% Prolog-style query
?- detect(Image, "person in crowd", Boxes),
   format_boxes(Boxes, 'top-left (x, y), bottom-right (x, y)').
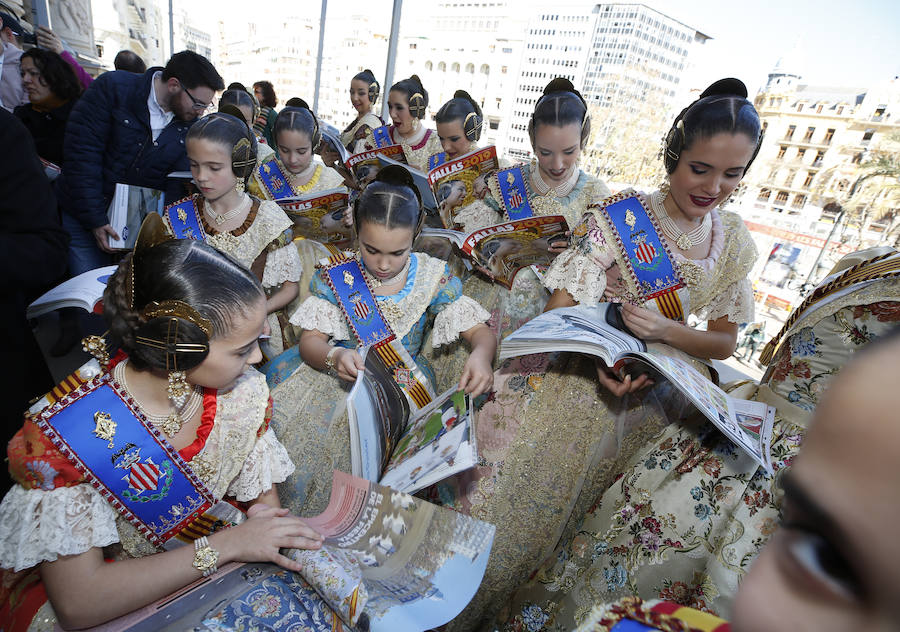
top-left (33, 26), bottom-right (92, 90)
top-left (341, 68), bottom-right (383, 153)
top-left (0, 110), bottom-right (69, 494)
top-left (558, 323), bottom-right (900, 632)
top-left (427, 78), bottom-right (758, 630)
top-left (363, 75), bottom-right (442, 172)
top-left (269, 165), bottom-right (495, 517)
top-left (219, 87), bottom-right (274, 159)
top-left (113, 48), bottom-right (146, 74)
top-left (163, 111), bottom-right (302, 359)
top-left (0, 11), bottom-right (26, 111)
top-left (51, 50), bottom-right (223, 354)
top-left (0, 215), bottom-right (330, 630)
top-left (13, 47), bottom-right (83, 166)
top-left (253, 79), bottom-right (278, 147)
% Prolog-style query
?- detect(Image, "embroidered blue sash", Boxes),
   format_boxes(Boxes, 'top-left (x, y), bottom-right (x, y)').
top-left (596, 193), bottom-right (685, 321)
top-left (164, 197), bottom-right (207, 241)
top-left (258, 159), bottom-right (294, 199)
top-left (428, 152), bottom-right (448, 170)
top-left (494, 164), bottom-right (534, 221)
top-left (371, 125), bottom-right (392, 149)
top-left (321, 255), bottom-right (435, 409)
top-left (35, 372), bottom-right (240, 548)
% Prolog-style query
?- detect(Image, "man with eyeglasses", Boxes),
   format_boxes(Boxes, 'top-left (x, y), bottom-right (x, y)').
top-left (52, 50), bottom-right (224, 354)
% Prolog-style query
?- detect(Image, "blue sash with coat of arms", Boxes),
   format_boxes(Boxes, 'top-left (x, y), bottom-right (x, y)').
top-left (257, 159), bottom-right (295, 199)
top-left (493, 164), bottom-right (535, 221)
top-left (371, 125), bottom-right (393, 149)
top-left (320, 254), bottom-right (435, 410)
top-left (164, 197), bottom-right (207, 241)
top-left (34, 371), bottom-right (242, 549)
top-left (595, 193), bottom-right (686, 322)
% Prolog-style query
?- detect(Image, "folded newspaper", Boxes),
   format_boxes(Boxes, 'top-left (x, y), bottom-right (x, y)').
top-left (88, 471), bottom-right (494, 632)
top-left (500, 304), bottom-right (775, 472)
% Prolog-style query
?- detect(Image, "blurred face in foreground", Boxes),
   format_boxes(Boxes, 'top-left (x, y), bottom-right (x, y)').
top-left (732, 333), bottom-right (900, 632)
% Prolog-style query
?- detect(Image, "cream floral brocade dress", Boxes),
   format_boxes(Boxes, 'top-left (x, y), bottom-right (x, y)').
top-left (342, 111), bottom-right (383, 154)
top-left (428, 190), bottom-right (756, 631)
top-left (248, 155), bottom-right (347, 344)
top-left (363, 124), bottom-right (443, 173)
top-left (0, 365), bottom-right (295, 630)
top-left (499, 254), bottom-right (900, 631)
top-left (195, 195), bottom-right (303, 356)
top-left (270, 252), bottom-right (490, 517)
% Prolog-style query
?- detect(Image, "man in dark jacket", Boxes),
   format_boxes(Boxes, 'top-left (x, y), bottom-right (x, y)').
top-left (56, 50), bottom-right (224, 276)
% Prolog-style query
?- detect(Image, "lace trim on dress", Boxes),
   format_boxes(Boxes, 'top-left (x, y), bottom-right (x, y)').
top-left (431, 295), bottom-right (491, 347)
top-left (205, 200), bottom-right (293, 270)
top-left (290, 296), bottom-right (352, 340)
top-left (0, 484), bottom-right (119, 572)
top-left (226, 428), bottom-right (296, 501)
top-left (375, 254), bottom-right (448, 339)
top-left (262, 243), bottom-right (303, 288)
top-left (198, 195), bottom-right (260, 237)
top-left (542, 212), bottom-right (616, 304)
top-left (454, 198), bottom-right (503, 234)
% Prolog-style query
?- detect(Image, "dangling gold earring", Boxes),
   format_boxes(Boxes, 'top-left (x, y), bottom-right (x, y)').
top-left (167, 370), bottom-right (191, 405)
top-left (235, 178), bottom-right (245, 193)
top-left (82, 334), bottom-right (111, 370)
top-left (658, 177), bottom-right (670, 195)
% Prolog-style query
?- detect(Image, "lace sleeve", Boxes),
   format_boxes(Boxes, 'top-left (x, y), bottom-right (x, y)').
top-left (0, 484), bottom-right (119, 572)
top-left (700, 277), bottom-right (756, 324)
top-left (693, 212), bottom-right (758, 323)
top-left (262, 243), bottom-right (303, 288)
top-left (226, 428), bottom-right (296, 502)
top-left (542, 212), bottom-right (616, 305)
top-left (431, 296), bottom-right (491, 346)
top-left (454, 199), bottom-right (503, 233)
top-left (288, 296), bottom-right (351, 340)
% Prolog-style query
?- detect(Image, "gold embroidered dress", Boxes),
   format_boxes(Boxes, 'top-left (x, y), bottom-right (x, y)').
top-left (499, 250), bottom-right (900, 631)
top-left (342, 111), bottom-right (383, 154)
top-left (269, 252), bottom-right (490, 518)
top-left (195, 195), bottom-right (303, 354)
top-left (0, 362), bottom-right (295, 630)
top-left (363, 124), bottom-right (442, 173)
top-left (427, 189), bottom-right (754, 631)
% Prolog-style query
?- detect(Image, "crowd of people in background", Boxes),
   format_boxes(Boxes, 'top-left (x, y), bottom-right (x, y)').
top-left (1, 12), bottom-right (899, 631)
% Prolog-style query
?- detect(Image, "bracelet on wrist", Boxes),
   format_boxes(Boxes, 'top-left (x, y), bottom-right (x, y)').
top-left (192, 535), bottom-right (219, 577)
top-left (323, 346), bottom-right (340, 373)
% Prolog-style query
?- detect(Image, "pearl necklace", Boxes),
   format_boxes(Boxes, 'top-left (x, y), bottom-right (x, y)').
top-left (206, 193), bottom-right (250, 226)
top-left (651, 192), bottom-right (712, 250)
top-left (358, 254), bottom-right (411, 288)
top-left (114, 361), bottom-right (203, 438)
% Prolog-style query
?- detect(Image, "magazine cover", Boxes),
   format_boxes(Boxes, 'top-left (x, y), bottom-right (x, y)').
top-left (462, 215), bottom-right (569, 289)
top-left (345, 144), bottom-right (407, 188)
top-left (107, 183), bottom-right (166, 249)
top-left (426, 146), bottom-right (499, 228)
top-left (277, 188), bottom-right (352, 248)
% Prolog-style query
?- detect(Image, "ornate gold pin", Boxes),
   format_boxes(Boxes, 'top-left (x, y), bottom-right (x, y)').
top-left (178, 208), bottom-right (187, 222)
top-left (93, 411), bottom-right (117, 449)
top-left (343, 269), bottom-right (355, 288)
top-left (506, 171), bottom-right (515, 185)
top-left (625, 208), bottom-right (637, 231)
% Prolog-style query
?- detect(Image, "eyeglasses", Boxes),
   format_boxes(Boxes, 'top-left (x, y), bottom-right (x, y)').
top-left (180, 82), bottom-right (212, 112)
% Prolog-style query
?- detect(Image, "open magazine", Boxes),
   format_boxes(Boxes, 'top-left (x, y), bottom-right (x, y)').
top-left (107, 183), bottom-right (166, 249)
top-left (421, 215), bottom-right (569, 289)
top-left (26, 265), bottom-right (117, 319)
top-left (347, 349), bottom-right (478, 494)
top-left (499, 304), bottom-right (775, 472)
top-left (87, 471), bottom-right (494, 632)
top-left (345, 144), bottom-right (407, 188)
top-left (276, 187), bottom-right (353, 248)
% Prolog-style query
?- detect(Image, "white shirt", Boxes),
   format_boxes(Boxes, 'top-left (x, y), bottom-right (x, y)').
top-left (147, 71), bottom-right (174, 141)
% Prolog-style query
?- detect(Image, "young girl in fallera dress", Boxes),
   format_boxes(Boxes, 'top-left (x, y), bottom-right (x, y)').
top-left (363, 75), bottom-right (442, 172)
top-left (218, 87), bottom-right (274, 160)
top-left (170, 112), bottom-right (302, 357)
top-left (430, 79), bottom-right (761, 631)
top-left (341, 69), bottom-right (384, 154)
top-left (269, 165), bottom-right (496, 517)
top-left (0, 222), bottom-right (326, 630)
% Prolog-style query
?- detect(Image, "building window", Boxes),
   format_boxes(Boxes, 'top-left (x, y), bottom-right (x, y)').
top-left (814, 150), bottom-right (825, 165)
top-left (793, 194), bottom-right (807, 208)
top-left (796, 103), bottom-right (803, 112)
top-left (837, 105), bottom-right (844, 115)
top-left (803, 126), bottom-right (815, 142)
top-left (784, 125), bottom-right (795, 140)
top-left (824, 128), bottom-right (835, 144)
top-left (862, 128), bottom-right (875, 144)
top-left (758, 188), bottom-right (771, 201)
top-left (777, 146), bottom-right (787, 159)
top-left (803, 172), bottom-right (814, 188)
top-left (816, 104), bottom-right (823, 113)
top-left (775, 191), bottom-right (789, 203)
top-left (796, 148), bottom-right (806, 160)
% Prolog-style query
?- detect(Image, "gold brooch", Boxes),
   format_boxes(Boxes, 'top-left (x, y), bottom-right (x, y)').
top-left (92, 411), bottom-right (117, 449)
top-left (343, 269), bottom-right (355, 288)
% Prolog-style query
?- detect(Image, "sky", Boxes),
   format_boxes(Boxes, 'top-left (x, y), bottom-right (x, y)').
top-left (193, 0), bottom-right (900, 95)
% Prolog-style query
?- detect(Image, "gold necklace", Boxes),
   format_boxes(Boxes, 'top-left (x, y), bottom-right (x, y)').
top-left (205, 193), bottom-right (250, 226)
top-left (651, 191), bottom-right (711, 250)
top-left (114, 361), bottom-right (202, 438)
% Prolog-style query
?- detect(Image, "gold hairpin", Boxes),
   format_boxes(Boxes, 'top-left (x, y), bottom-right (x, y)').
top-left (142, 300), bottom-right (213, 338)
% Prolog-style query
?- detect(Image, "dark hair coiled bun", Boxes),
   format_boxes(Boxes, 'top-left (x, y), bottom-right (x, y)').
top-left (529, 77), bottom-right (590, 149)
top-left (353, 164), bottom-right (424, 234)
top-left (219, 88), bottom-right (260, 124)
top-left (186, 112), bottom-right (258, 184)
top-left (435, 90), bottom-right (484, 142)
top-left (103, 240), bottom-right (263, 371)
top-left (273, 104), bottom-right (322, 149)
top-left (390, 75), bottom-right (428, 119)
top-left (354, 69), bottom-right (381, 105)
top-left (663, 77), bottom-right (763, 174)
